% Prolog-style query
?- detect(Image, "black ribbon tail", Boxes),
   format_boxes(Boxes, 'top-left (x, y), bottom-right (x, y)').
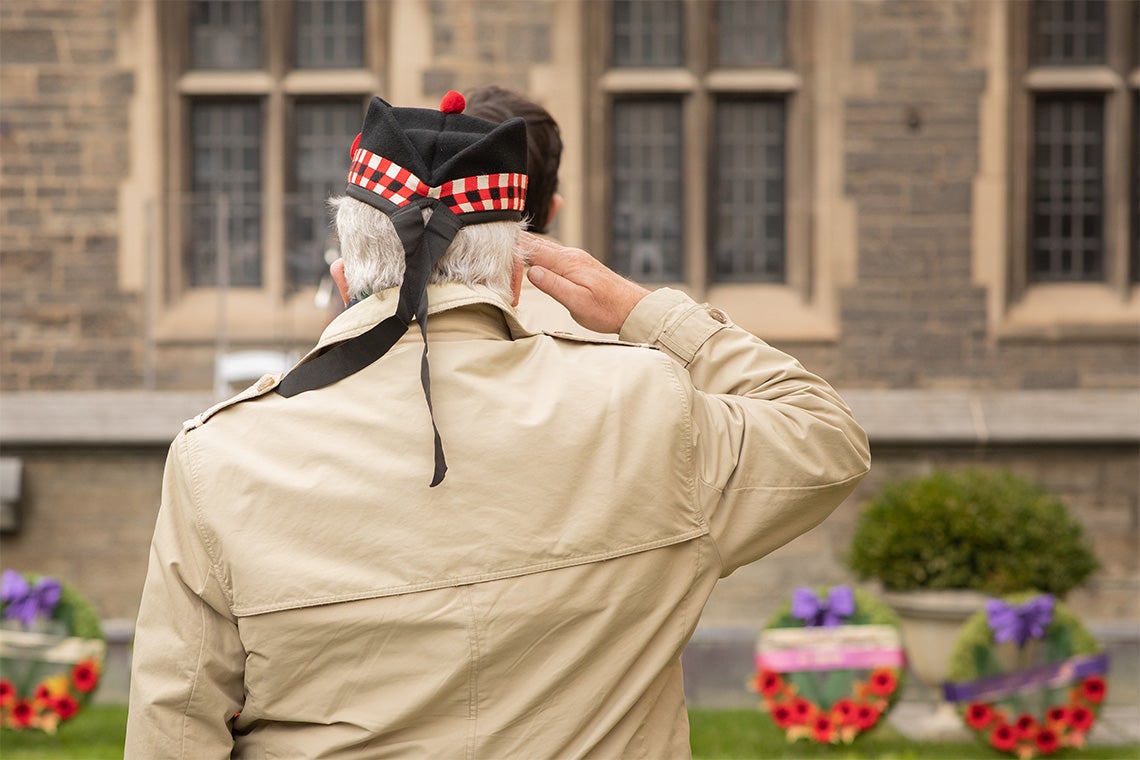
top-left (408, 206), bottom-right (461, 487)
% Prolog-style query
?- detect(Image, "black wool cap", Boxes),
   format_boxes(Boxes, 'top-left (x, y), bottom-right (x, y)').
top-left (346, 93), bottom-right (529, 224)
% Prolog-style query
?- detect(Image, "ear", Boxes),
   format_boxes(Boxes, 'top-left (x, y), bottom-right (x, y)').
top-left (510, 257), bottom-right (524, 307)
top-left (546, 192), bottom-right (563, 229)
top-left (331, 258), bottom-right (350, 305)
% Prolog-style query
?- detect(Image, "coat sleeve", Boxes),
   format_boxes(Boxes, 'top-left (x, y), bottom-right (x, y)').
top-left (125, 433), bottom-right (245, 759)
top-left (620, 288), bottom-right (871, 576)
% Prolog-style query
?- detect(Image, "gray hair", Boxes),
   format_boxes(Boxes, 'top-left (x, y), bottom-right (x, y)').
top-left (330, 196), bottom-right (522, 303)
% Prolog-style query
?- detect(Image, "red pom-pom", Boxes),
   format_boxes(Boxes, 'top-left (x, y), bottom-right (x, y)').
top-left (439, 90), bottom-right (466, 114)
top-left (350, 132), bottom-right (361, 158)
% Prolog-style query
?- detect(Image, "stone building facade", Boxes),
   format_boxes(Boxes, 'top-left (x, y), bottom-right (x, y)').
top-left (1, 0), bottom-right (1137, 707)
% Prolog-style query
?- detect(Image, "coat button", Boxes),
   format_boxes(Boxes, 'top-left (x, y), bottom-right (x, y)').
top-left (256, 374), bottom-right (277, 392)
top-left (708, 308), bottom-right (729, 324)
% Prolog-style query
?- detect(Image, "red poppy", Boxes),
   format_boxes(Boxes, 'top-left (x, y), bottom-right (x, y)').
top-left (1069, 705), bottom-right (1094, 731)
top-left (11, 699), bottom-right (35, 727)
top-left (1080, 675), bottom-right (1106, 704)
top-left (757, 669), bottom-right (783, 698)
top-left (867, 667), bottom-right (898, 696)
top-left (770, 702), bottom-right (795, 729)
top-left (965, 702), bottom-right (996, 730)
top-left (53, 694), bottom-right (79, 720)
top-left (1045, 706), bottom-right (1069, 725)
top-left (1035, 727), bottom-right (1060, 754)
top-left (854, 702), bottom-right (881, 730)
top-left (789, 697), bottom-right (814, 725)
top-left (990, 722), bottom-right (1019, 752)
top-left (811, 714), bottom-right (835, 743)
top-left (32, 684), bottom-right (52, 704)
top-left (71, 660), bottom-right (99, 693)
top-left (831, 698), bottom-right (858, 726)
top-left (1015, 713), bottom-right (1039, 739)
top-left (0, 679), bottom-right (14, 707)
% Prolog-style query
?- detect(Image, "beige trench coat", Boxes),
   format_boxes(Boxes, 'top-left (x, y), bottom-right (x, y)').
top-left (126, 284), bottom-right (870, 759)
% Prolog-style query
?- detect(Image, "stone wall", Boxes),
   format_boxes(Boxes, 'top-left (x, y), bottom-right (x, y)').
top-left (2, 437), bottom-right (1134, 639)
top-left (0, 0), bottom-right (143, 391)
top-left (2, 0), bottom-right (1135, 393)
top-left (784, 0), bottom-right (1140, 389)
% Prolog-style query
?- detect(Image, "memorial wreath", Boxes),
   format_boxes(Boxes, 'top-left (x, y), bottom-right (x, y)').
top-left (753, 585), bottom-right (906, 744)
top-left (943, 592), bottom-right (1108, 758)
top-left (0, 569), bottom-right (105, 733)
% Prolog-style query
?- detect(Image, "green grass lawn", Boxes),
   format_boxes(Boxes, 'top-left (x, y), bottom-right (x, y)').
top-left (2, 706), bottom-right (1138, 759)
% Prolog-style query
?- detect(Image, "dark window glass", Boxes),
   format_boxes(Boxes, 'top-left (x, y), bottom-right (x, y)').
top-left (712, 99), bottom-right (786, 282)
top-left (715, 0), bottom-right (786, 67)
top-left (190, 0), bottom-right (262, 70)
top-left (1031, 0), bottom-right (1107, 65)
top-left (612, 0), bottom-right (684, 67)
top-left (1030, 96), bottom-right (1104, 282)
top-left (287, 100), bottom-right (362, 290)
top-left (294, 0), bottom-right (364, 69)
top-left (611, 100), bottom-right (683, 281)
top-left (189, 101), bottom-right (262, 287)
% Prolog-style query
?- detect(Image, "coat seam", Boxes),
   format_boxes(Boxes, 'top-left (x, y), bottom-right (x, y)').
top-left (180, 433), bottom-right (236, 614)
top-left (228, 527), bottom-right (709, 616)
top-left (721, 468), bottom-right (870, 495)
top-left (463, 585), bottom-right (480, 760)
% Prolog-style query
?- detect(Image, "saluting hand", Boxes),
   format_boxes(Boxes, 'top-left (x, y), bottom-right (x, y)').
top-left (520, 233), bottom-right (650, 335)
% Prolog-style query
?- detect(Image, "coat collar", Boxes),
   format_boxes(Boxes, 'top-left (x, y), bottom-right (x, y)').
top-left (311, 283), bottom-right (535, 360)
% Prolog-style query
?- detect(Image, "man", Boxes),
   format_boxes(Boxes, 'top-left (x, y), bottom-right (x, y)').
top-left (126, 92), bottom-right (870, 758)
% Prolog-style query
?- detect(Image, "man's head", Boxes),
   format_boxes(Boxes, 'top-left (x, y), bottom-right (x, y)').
top-left (332, 198), bottom-right (522, 304)
top-left (465, 85), bottom-right (562, 234)
top-left (331, 92), bottom-right (529, 305)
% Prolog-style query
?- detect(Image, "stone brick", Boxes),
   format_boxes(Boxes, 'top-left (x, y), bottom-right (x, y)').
top-left (0, 29), bottom-right (57, 64)
top-left (909, 182), bottom-right (972, 215)
top-left (504, 23), bottom-right (550, 63)
top-left (846, 149), bottom-right (939, 178)
top-left (1020, 368), bottom-right (1081, 389)
top-left (421, 68), bottom-right (457, 97)
top-left (853, 28), bottom-right (911, 62)
top-left (80, 308), bottom-right (138, 340)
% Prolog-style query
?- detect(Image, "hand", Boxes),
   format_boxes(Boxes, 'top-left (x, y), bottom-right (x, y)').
top-left (519, 233), bottom-right (650, 335)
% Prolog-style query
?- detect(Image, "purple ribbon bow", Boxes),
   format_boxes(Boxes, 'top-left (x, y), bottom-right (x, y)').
top-left (1, 569), bottom-right (62, 627)
top-left (791, 585), bottom-right (855, 628)
top-left (986, 594), bottom-right (1054, 647)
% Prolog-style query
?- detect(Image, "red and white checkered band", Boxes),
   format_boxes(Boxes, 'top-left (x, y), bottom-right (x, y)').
top-left (347, 148), bottom-right (528, 215)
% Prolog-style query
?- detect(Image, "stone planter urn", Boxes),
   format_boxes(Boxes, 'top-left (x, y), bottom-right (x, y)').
top-left (881, 589), bottom-right (989, 739)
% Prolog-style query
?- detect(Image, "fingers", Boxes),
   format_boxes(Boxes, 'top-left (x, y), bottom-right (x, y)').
top-left (516, 231), bottom-right (650, 334)
top-left (526, 262), bottom-right (590, 313)
top-left (518, 232), bottom-right (589, 276)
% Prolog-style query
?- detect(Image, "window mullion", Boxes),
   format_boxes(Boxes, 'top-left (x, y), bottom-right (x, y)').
top-left (687, 0), bottom-right (709, 294)
top-left (1104, 86), bottom-right (1130, 293)
top-left (262, 1), bottom-right (289, 302)
top-left (685, 87), bottom-right (708, 294)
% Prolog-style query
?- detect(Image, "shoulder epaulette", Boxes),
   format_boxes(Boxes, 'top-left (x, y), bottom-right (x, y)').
top-left (182, 373), bottom-right (282, 432)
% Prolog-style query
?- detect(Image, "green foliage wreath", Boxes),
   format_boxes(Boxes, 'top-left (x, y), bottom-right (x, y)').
top-left (0, 570), bottom-right (106, 733)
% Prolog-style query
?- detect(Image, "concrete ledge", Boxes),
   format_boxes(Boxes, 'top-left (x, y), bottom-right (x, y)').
top-left (0, 392), bottom-right (213, 445)
top-left (843, 389), bottom-right (1140, 444)
top-left (2, 389), bottom-right (1137, 446)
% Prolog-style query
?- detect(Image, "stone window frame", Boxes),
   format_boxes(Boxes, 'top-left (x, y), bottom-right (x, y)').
top-left (980, 0), bottom-right (1139, 339)
top-left (150, 0), bottom-right (388, 343)
top-left (584, 0), bottom-right (857, 342)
